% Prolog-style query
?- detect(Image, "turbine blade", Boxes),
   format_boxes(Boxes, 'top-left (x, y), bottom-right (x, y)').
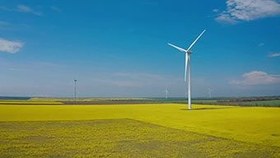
top-left (184, 53), bottom-right (189, 82)
top-left (168, 43), bottom-right (187, 53)
top-left (186, 29), bottom-right (206, 52)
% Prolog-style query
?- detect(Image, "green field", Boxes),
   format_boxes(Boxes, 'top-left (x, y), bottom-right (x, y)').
top-left (0, 103), bottom-right (280, 157)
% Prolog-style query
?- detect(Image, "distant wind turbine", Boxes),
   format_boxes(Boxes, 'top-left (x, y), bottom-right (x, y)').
top-left (165, 88), bottom-right (169, 99)
top-left (168, 30), bottom-right (206, 110)
top-left (74, 79), bottom-right (77, 104)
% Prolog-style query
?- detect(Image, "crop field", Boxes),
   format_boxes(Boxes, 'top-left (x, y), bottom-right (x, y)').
top-left (29, 97), bottom-right (280, 107)
top-left (0, 102), bottom-right (280, 157)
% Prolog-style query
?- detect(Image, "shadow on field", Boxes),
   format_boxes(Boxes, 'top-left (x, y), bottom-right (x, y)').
top-left (180, 107), bottom-right (230, 111)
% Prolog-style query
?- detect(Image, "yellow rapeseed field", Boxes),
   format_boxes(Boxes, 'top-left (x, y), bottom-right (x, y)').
top-left (0, 103), bottom-right (279, 157)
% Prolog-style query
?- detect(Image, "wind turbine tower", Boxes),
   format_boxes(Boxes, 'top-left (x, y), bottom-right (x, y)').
top-left (74, 79), bottom-right (77, 104)
top-left (168, 30), bottom-right (206, 110)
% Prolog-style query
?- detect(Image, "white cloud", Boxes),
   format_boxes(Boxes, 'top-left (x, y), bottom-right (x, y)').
top-left (269, 52), bottom-right (280, 57)
top-left (216, 0), bottom-right (280, 23)
top-left (17, 4), bottom-right (42, 16)
top-left (213, 9), bottom-right (219, 13)
top-left (17, 5), bottom-right (33, 12)
top-left (0, 4), bottom-right (42, 16)
top-left (0, 38), bottom-right (24, 54)
top-left (215, 13), bottom-right (237, 24)
top-left (231, 71), bottom-right (280, 85)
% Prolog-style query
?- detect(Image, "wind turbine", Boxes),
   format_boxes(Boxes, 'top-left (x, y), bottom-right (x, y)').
top-left (165, 88), bottom-right (169, 99)
top-left (168, 30), bottom-right (206, 110)
top-left (74, 79), bottom-right (77, 104)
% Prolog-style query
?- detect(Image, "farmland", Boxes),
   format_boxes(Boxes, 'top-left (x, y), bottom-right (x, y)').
top-left (0, 100), bottom-right (280, 157)
top-left (30, 96), bottom-right (280, 107)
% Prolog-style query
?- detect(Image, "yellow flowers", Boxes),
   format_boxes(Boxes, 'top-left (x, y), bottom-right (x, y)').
top-left (0, 103), bottom-right (279, 157)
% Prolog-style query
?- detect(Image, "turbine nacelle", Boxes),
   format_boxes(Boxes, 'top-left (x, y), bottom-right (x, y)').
top-left (168, 30), bottom-right (206, 80)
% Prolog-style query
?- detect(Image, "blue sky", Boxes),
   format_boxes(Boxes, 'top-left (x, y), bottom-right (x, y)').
top-left (0, 0), bottom-right (280, 97)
